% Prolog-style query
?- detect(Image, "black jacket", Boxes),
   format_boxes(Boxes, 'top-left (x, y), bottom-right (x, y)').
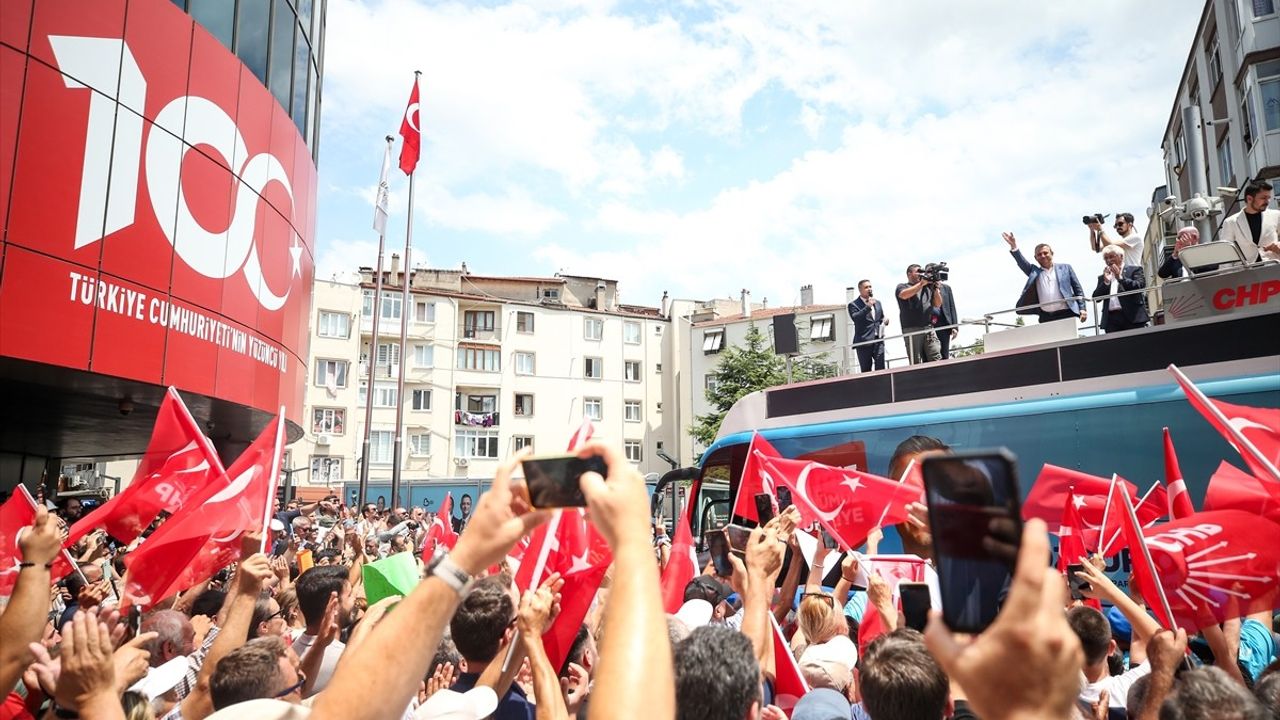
top-left (847, 297), bottom-right (886, 344)
top-left (1092, 266), bottom-right (1149, 331)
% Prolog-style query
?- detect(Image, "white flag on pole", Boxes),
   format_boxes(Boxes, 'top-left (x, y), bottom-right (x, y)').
top-left (372, 137), bottom-right (392, 235)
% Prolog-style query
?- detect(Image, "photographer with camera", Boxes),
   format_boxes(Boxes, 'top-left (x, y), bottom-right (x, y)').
top-left (1003, 232), bottom-right (1087, 324)
top-left (1086, 212), bottom-right (1144, 267)
top-left (922, 263), bottom-right (958, 362)
top-left (896, 265), bottom-right (941, 365)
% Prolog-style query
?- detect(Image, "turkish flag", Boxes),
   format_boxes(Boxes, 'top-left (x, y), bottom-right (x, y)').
top-left (1164, 428), bottom-right (1197, 519)
top-left (398, 78), bottom-right (421, 175)
top-left (514, 509), bottom-right (611, 670)
top-left (1171, 366), bottom-right (1280, 481)
top-left (0, 486), bottom-right (74, 595)
top-left (733, 433), bottom-right (782, 522)
top-left (123, 414), bottom-right (285, 609)
top-left (566, 418), bottom-right (595, 452)
top-left (1204, 461), bottom-right (1280, 526)
top-left (770, 614), bottom-right (810, 715)
top-left (65, 388), bottom-right (224, 548)
top-left (1097, 481), bottom-right (1167, 558)
top-left (1122, 507), bottom-right (1280, 632)
top-left (1057, 492), bottom-right (1089, 573)
top-left (753, 451), bottom-right (919, 550)
top-left (856, 555), bottom-right (928, 655)
top-left (660, 495), bottom-right (699, 614)
top-left (1024, 464), bottom-right (1151, 532)
top-left (421, 492), bottom-right (458, 562)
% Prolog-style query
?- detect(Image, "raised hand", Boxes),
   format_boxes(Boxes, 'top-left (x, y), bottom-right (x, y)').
top-left (1002, 231), bottom-right (1017, 250)
top-left (451, 449), bottom-right (550, 576)
top-left (517, 571), bottom-right (563, 637)
top-left (19, 505), bottom-right (63, 566)
top-left (112, 631), bottom-right (156, 692)
top-left (578, 442), bottom-right (652, 552)
top-left (423, 661), bottom-right (455, 699)
top-left (923, 519), bottom-right (1083, 720)
top-left (55, 612), bottom-right (118, 712)
top-left (560, 662), bottom-right (589, 714)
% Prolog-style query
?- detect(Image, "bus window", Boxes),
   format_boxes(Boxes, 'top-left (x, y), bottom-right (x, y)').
top-left (696, 456), bottom-right (732, 549)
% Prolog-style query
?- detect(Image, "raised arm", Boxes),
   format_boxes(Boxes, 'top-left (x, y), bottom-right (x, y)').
top-left (579, 441), bottom-right (675, 720)
top-left (0, 506), bottom-right (62, 696)
top-left (309, 452), bottom-right (549, 720)
top-left (1003, 232), bottom-right (1038, 276)
top-left (517, 580), bottom-right (568, 720)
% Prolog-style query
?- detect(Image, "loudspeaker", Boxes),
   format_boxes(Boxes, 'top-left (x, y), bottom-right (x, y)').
top-left (772, 313), bottom-right (799, 355)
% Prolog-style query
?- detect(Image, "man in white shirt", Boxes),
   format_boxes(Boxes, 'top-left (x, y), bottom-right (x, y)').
top-left (290, 565), bottom-right (354, 695)
top-left (1067, 560), bottom-right (1161, 712)
top-left (1088, 212), bottom-right (1144, 267)
top-left (1219, 180), bottom-right (1280, 263)
top-left (1005, 232), bottom-right (1087, 323)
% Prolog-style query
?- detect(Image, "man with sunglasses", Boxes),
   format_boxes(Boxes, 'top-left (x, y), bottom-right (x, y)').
top-left (1088, 212), bottom-right (1144, 268)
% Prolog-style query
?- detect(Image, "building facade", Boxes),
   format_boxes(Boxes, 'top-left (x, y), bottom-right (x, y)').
top-left (290, 262), bottom-right (677, 503)
top-left (1, 0), bottom-right (324, 492)
top-left (1161, 0), bottom-right (1280, 212)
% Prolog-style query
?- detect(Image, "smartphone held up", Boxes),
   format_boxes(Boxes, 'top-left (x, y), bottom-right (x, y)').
top-left (922, 448), bottom-right (1023, 634)
top-left (521, 453), bottom-right (608, 508)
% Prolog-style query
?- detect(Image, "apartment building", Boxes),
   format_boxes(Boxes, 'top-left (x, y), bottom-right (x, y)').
top-left (1160, 0), bottom-right (1280, 221)
top-left (293, 260), bottom-right (675, 499)
top-left (665, 286), bottom-right (850, 465)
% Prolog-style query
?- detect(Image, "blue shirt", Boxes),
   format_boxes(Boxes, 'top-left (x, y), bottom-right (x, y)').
top-left (450, 671), bottom-right (534, 720)
top-left (1239, 618), bottom-right (1277, 681)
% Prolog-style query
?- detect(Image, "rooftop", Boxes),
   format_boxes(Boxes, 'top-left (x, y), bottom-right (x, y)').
top-left (692, 303), bottom-right (845, 327)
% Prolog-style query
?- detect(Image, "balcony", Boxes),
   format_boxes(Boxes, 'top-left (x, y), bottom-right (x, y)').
top-left (459, 322), bottom-right (502, 343)
top-left (358, 362), bottom-right (400, 380)
top-left (455, 410), bottom-right (500, 427)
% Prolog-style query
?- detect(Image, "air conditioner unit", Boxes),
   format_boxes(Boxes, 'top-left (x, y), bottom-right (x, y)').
top-left (316, 434), bottom-right (331, 445)
top-left (455, 458), bottom-right (470, 467)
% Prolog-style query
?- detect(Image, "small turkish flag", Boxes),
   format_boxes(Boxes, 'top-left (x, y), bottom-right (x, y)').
top-left (65, 388), bottom-right (224, 549)
top-left (1164, 428), bottom-right (1197, 519)
top-left (422, 492), bottom-right (458, 562)
top-left (0, 486), bottom-right (74, 595)
top-left (1025, 464), bottom-right (1145, 531)
top-left (733, 432), bottom-right (782, 523)
top-left (398, 77), bottom-right (421, 175)
top-left (1204, 461), bottom-right (1280, 526)
top-left (753, 451), bottom-right (919, 550)
top-left (514, 509), bottom-right (611, 670)
top-left (1057, 491), bottom-right (1089, 573)
top-left (660, 493), bottom-right (699, 614)
top-left (123, 413), bottom-right (285, 609)
top-left (1123, 507), bottom-right (1280, 632)
top-left (770, 614), bottom-right (810, 715)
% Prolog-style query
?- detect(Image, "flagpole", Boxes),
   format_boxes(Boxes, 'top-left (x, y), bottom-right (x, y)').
top-left (875, 458), bottom-right (915, 529)
top-left (359, 136), bottom-right (395, 506)
top-left (1118, 488), bottom-right (1178, 631)
top-left (391, 71), bottom-right (421, 511)
top-left (261, 410), bottom-right (286, 554)
top-left (18, 484), bottom-right (84, 583)
top-left (1169, 364), bottom-right (1280, 481)
top-left (1096, 473), bottom-right (1119, 556)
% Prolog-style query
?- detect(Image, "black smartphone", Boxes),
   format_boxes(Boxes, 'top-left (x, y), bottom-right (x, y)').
top-left (922, 449), bottom-right (1022, 634)
top-left (900, 582), bottom-right (931, 632)
top-left (521, 453), bottom-right (608, 508)
top-left (820, 528), bottom-right (840, 550)
top-left (707, 530), bottom-right (733, 576)
top-left (1067, 563), bottom-right (1090, 600)
top-left (754, 493), bottom-right (775, 525)
top-left (776, 487), bottom-right (793, 511)
top-left (724, 524), bottom-right (752, 554)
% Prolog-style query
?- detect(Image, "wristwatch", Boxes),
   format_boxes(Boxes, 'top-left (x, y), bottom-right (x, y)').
top-left (426, 549), bottom-right (475, 597)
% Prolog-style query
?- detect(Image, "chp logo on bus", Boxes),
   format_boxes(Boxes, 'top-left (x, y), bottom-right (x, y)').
top-left (48, 35), bottom-right (303, 312)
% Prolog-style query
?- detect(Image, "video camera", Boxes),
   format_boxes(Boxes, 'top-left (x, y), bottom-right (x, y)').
top-left (1081, 212), bottom-right (1108, 226)
top-left (919, 262), bottom-right (949, 283)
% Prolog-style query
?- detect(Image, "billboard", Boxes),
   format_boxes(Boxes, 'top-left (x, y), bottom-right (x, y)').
top-left (0, 0), bottom-right (315, 425)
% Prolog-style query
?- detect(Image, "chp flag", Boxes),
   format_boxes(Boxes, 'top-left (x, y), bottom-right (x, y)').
top-left (373, 136), bottom-right (393, 235)
top-left (123, 411), bottom-right (286, 609)
top-left (64, 388), bottom-right (224, 549)
top-left (1203, 461), bottom-right (1280, 526)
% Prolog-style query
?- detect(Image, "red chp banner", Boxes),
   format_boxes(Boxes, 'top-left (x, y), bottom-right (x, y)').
top-left (0, 0), bottom-right (315, 422)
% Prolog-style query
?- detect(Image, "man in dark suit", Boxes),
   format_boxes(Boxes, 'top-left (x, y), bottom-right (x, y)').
top-left (1003, 232), bottom-right (1087, 323)
top-left (1092, 246), bottom-right (1149, 333)
top-left (848, 279), bottom-right (890, 372)
top-left (451, 493), bottom-right (472, 533)
top-left (1157, 227), bottom-right (1200, 279)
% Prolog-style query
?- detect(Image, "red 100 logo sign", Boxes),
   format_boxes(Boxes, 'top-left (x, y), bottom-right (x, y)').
top-left (0, 1), bottom-right (314, 417)
top-left (53, 35), bottom-right (303, 311)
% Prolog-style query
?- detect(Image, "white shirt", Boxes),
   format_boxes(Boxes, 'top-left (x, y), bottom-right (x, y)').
top-left (1036, 266), bottom-right (1067, 312)
top-left (1116, 230), bottom-right (1144, 268)
top-left (1108, 277), bottom-right (1122, 311)
top-left (292, 633), bottom-right (346, 695)
top-left (1078, 661), bottom-right (1151, 709)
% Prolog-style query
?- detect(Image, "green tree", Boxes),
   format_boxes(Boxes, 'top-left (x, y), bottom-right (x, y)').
top-left (690, 324), bottom-right (836, 451)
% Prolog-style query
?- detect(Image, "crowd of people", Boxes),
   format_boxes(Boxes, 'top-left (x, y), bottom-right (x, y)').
top-left (2, 436), bottom-right (1276, 720)
top-left (847, 181), bottom-right (1280, 371)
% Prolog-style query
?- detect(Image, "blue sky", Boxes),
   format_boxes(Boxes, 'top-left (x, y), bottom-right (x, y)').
top-left (312, 0), bottom-right (1200, 337)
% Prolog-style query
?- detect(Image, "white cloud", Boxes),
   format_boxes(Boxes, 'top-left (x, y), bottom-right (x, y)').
top-left (316, 0), bottom-right (1201, 346)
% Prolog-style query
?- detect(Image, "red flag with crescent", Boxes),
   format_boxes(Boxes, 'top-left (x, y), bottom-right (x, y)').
top-left (398, 78), bottom-right (421, 175)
